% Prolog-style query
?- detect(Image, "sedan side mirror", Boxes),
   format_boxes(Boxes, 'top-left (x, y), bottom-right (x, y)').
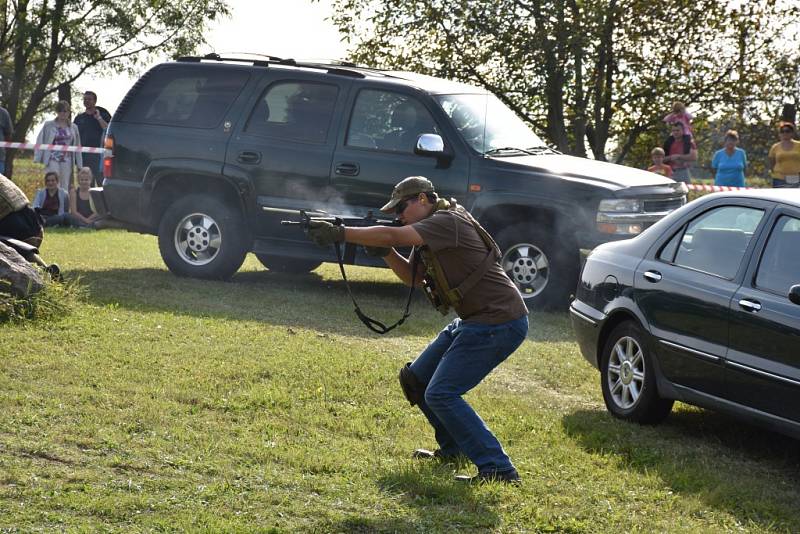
top-left (789, 285), bottom-right (800, 306)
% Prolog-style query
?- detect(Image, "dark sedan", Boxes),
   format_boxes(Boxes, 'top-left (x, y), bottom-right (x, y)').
top-left (570, 189), bottom-right (800, 439)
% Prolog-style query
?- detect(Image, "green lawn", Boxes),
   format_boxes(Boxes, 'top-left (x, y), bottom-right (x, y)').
top-left (1, 229), bottom-right (799, 532)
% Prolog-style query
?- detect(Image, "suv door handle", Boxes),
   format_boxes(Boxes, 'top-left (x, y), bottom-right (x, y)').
top-left (237, 150), bottom-right (262, 164)
top-left (738, 299), bottom-right (762, 312)
top-left (643, 270), bottom-right (662, 283)
top-left (335, 162), bottom-right (360, 176)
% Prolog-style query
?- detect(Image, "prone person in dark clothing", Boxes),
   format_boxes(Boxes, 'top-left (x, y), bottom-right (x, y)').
top-left (307, 176), bottom-right (529, 484)
top-left (0, 174), bottom-right (43, 247)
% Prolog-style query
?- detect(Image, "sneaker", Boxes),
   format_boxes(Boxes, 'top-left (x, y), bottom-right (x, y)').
top-left (411, 448), bottom-right (459, 461)
top-left (454, 468), bottom-right (521, 485)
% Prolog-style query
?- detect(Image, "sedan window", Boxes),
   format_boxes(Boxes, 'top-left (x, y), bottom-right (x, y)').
top-left (668, 205), bottom-right (764, 278)
top-left (755, 215), bottom-right (800, 295)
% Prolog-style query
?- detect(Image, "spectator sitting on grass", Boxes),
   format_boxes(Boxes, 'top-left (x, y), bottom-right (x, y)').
top-left (32, 171), bottom-right (70, 227)
top-left (711, 130), bottom-right (747, 188)
top-left (647, 147), bottom-right (673, 178)
top-left (69, 167), bottom-right (102, 228)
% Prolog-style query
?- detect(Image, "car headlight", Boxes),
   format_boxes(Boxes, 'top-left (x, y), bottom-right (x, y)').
top-left (597, 199), bottom-right (643, 213)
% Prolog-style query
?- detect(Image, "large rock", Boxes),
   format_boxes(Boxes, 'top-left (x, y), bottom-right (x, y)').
top-left (0, 241), bottom-right (44, 297)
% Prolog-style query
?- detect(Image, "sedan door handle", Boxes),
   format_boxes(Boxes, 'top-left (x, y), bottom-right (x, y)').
top-left (738, 299), bottom-right (762, 312)
top-left (643, 270), bottom-right (662, 283)
top-left (237, 150), bottom-right (262, 164)
top-left (335, 162), bottom-right (360, 176)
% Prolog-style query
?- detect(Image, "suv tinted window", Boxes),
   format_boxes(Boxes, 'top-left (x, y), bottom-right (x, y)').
top-left (121, 66), bottom-right (249, 128)
top-left (670, 205), bottom-right (763, 278)
top-left (346, 90), bottom-right (439, 152)
top-left (244, 81), bottom-right (339, 144)
top-left (755, 215), bottom-right (800, 295)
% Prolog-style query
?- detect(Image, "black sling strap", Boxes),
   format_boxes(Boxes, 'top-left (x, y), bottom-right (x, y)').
top-left (333, 242), bottom-right (419, 335)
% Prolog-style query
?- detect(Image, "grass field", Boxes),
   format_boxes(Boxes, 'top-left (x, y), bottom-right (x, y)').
top-left (1, 227), bottom-right (799, 532)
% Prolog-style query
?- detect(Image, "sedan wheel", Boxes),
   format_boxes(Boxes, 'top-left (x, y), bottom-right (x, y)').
top-left (600, 321), bottom-right (674, 424)
top-left (607, 335), bottom-right (645, 410)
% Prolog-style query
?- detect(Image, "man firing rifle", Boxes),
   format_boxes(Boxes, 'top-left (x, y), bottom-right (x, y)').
top-left (306, 176), bottom-right (529, 484)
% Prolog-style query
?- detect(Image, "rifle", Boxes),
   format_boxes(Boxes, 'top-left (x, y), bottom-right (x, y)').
top-left (280, 209), bottom-right (400, 231)
top-left (280, 210), bottom-right (416, 335)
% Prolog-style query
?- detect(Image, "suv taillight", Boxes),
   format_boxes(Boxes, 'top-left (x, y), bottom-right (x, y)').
top-left (103, 135), bottom-right (114, 179)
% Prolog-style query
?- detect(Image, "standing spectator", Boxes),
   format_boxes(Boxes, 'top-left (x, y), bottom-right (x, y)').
top-left (663, 123), bottom-right (697, 183)
top-left (34, 101), bottom-right (83, 191)
top-left (767, 121), bottom-right (800, 188)
top-left (0, 104), bottom-right (14, 176)
top-left (32, 171), bottom-right (70, 227)
top-left (663, 101), bottom-right (694, 137)
top-left (73, 91), bottom-right (111, 185)
top-left (647, 147), bottom-right (673, 178)
top-left (69, 167), bottom-right (101, 228)
top-left (711, 130), bottom-right (747, 187)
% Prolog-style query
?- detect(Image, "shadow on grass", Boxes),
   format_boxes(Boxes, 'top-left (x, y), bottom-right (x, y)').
top-left (562, 407), bottom-right (800, 530)
top-left (67, 267), bottom-right (437, 337)
top-left (65, 266), bottom-right (574, 340)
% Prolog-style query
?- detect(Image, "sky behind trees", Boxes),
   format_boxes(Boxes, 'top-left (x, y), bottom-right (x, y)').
top-left (30, 0), bottom-right (347, 141)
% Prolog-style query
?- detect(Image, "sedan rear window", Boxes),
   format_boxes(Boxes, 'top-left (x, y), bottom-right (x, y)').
top-left (755, 215), bottom-right (800, 295)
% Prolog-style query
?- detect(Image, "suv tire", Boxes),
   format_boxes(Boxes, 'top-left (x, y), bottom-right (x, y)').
top-left (600, 321), bottom-right (674, 424)
top-left (256, 254), bottom-right (321, 273)
top-left (158, 194), bottom-right (248, 279)
top-left (496, 223), bottom-right (578, 310)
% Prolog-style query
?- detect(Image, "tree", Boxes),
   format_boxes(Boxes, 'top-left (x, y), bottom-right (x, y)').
top-left (326, 0), bottom-right (800, 164)
top-left (0, 0), bottom-right (230, 178)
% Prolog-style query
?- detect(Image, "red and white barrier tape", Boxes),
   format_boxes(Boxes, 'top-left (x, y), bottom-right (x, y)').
top-left (687, 183), bottom-right (753, 192)
top-left (0, 141), bottom-right (106, 154)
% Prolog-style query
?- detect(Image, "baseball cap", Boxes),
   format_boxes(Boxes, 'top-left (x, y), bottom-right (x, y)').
top-left (380, 176), bottom-right (435, 213)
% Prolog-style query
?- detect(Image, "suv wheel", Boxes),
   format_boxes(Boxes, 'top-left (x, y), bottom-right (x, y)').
top-left (158, 194), bottom-right (248, 279)
top-left (255, 254), bottom-right (321, 273)
top-left (600, 321), bottom-right (674, 424)
top-left (496, 223), bottom-right (578, 310)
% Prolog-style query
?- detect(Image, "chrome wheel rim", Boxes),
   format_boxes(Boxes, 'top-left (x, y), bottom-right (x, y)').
top-left (501, 242), bottom-right (549, 298)
top-left (174, 212), bottom-right (222, 266)
top-left (607, 336), bottom-right (645, 409)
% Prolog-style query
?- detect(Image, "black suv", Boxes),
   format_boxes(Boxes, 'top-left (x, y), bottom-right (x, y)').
top-left (92, 54), bottom-right (686, 309)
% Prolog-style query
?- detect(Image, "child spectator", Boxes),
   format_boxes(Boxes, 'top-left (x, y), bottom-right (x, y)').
top-left (664, 101), bottom-right (693, 137)
top-left (32, 171), bottom-right (70, 227)
top-left (647, 147), bottom-right (673, 178)
top-left (69, 167), bottom-right (102, 228)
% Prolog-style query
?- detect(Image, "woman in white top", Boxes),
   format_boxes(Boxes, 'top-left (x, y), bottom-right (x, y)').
top-left (34, 100), bottom-right (83, 190)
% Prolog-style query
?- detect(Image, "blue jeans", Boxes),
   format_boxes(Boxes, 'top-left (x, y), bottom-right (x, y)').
top-left (409, 315), bottom-right (528, 473)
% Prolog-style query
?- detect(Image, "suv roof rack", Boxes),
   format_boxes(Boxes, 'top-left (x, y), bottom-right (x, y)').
top-left (176, 53), bottom-right (368, 78)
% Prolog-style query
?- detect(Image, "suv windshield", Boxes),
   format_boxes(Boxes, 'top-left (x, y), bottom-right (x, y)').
top-left (436, 93), bottom-right (547, 155)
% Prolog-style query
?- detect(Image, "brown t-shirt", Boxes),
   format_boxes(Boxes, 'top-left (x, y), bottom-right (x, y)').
top-left (412, 208), bottom-right (528, 324)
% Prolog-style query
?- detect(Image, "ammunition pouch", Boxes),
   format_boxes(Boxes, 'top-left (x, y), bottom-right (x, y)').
top-left (417, 201), bottom-right (501, 315)
top-left (398, 362), bottom-right (426, 406)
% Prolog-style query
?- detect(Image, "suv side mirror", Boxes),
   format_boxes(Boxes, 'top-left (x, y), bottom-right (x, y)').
top-left (789, 285), bottom-right (800, 305)
top-left (415, 133), bottom-right (445, 155)
top-left (415, 133), bottom-right (452, 168)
